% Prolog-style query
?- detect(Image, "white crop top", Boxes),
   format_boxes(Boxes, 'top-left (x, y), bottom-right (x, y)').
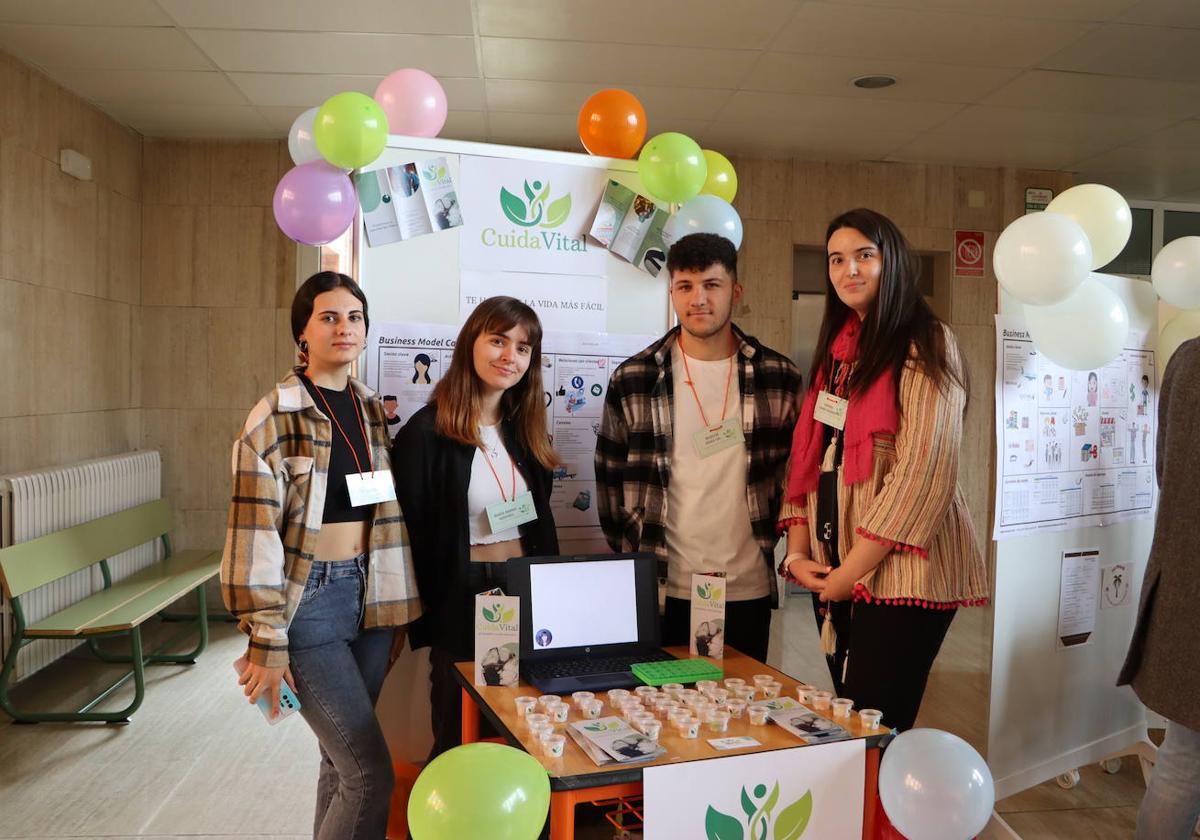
top-left (467, 424), bottom-right (530, 545)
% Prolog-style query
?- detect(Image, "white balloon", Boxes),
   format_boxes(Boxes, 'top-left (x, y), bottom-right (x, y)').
top-left (1159, 310), bottom-right (1200, 367)
top-left (287, 107), bottom-right (321, 166)
top-left (880, 729), bottom-right (995, 840)
top-left (663, 195), bottom-right (744, 249)
top-left (1025, 273), bottom-right (1130, 370)
top-left (1046, 184), bottom-right (1132, 269)
top-left (1152, 236), bottom-right (1200, 310)
top-left (994, 212), bottom-right (1092, 306)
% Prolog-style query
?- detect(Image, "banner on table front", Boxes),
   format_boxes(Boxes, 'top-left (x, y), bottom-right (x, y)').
top-left (459, 155), bottom-right (609, 276)
top-left (642, 739), bottom-right (865, 840)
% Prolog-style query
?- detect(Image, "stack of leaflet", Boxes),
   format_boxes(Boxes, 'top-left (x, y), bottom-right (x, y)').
top-left (566, 716), bottom-right (667, 766)
top-left (752, 697), bottom-right (853, 746)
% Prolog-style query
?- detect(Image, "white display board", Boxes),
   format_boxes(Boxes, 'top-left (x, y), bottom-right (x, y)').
top-left (987, 275), bottom-right (1157, 799)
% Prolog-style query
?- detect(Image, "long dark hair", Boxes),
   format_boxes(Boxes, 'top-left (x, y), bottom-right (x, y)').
top-left (432, 297), bottom-right (558, 470)
top-left (809, 208), bottom-right (968, 409)
top-left (291, 271), bottom-right (369, 344)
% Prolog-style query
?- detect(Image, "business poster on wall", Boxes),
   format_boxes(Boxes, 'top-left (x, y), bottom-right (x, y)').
top-left (642, 740), bottom-right (865, 840)
top-left (993, 315), bottom-right (1157, 540)
top-left (458, 155), bottom-right (609, 276)
top-left (365, 322), bottom-right (654, 552)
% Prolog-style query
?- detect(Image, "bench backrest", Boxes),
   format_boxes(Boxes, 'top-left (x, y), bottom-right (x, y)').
top-left (0, 499), bottom-right (174, 599)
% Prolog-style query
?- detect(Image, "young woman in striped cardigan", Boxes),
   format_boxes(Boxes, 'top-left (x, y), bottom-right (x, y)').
top-left (778, 208), bottom-right (989, 732)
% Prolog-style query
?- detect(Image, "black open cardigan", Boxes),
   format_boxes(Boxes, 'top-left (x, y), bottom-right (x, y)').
top-left (391, 402), bottom-right (558, 657)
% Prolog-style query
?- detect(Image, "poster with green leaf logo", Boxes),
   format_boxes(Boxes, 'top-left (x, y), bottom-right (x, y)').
top-left (691, 573), bottom-right (726, 659)
top-left (474, 593), bottom-right (519, 687)
top-left (642, 741), bottom-right (866, 838)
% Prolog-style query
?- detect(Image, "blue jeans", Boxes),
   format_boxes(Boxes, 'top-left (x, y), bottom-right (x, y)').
top-left (1137, 719), bottom-right (1200, 840)
top-left (288, 556), bottom-right (394, 840)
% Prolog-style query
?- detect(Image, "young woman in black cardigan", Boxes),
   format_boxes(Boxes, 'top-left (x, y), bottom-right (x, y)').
top-left (391, 296), bottom-right (559, 758)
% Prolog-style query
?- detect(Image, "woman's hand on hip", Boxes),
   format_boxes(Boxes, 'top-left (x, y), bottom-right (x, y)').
top-left (238, 661), bottom-right (296, 720)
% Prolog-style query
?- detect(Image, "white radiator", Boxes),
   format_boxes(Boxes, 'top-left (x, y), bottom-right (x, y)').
top-left (0, 451), bottom-right (162, 682)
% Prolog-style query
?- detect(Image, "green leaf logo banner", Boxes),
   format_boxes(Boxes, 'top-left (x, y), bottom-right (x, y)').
top-left (499, 179), bottom-right (571, 229)
top-left (706, 781), bottom-right (812, 840)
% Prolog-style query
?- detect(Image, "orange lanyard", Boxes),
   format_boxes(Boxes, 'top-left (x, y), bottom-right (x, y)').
top-left (307, 377), bottom-right (374, 474)
top-left (480, 440), bottom-right (517, 503)
top-left (678, 335), bottom-right (735, 431)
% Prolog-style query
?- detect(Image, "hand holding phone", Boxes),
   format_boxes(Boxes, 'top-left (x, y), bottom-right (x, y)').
top-left (233, 655), bottom-right (301, 725)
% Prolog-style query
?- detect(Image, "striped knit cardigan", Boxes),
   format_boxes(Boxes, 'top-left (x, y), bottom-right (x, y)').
top-left (778, 329), bottom-right (990, 608)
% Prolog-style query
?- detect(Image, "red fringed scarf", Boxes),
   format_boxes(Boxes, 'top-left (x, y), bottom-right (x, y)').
top-left (786, 315), bottom-right (899, 503)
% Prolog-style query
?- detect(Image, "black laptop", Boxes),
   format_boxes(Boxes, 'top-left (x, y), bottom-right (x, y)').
top-left (506, 553), bottom-right (675, 694)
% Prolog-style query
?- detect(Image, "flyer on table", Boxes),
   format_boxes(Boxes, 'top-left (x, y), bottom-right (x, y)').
top-left (690, 573), bottom-right (726, 659)
top-left (474, 593), bottom-right (519, 686)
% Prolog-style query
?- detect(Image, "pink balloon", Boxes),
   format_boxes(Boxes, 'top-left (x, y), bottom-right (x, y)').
top-left (273, 161), bottom-right (357, 246)
top-left (374, 68), bottom-right (448, 137)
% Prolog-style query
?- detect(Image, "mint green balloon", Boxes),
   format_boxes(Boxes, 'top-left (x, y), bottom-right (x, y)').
top-left (408, 743), bottom-right (550, 840)
top-left (313, 91), bottom-right (389, 170)
top-left (637, 131), bottom-right (707, 204)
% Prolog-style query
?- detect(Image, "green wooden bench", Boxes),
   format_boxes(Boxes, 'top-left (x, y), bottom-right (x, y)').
top-left (0, 499), bottom-right (221, 724)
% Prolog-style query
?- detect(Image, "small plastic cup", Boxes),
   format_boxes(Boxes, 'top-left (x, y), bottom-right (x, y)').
top-left (726, 698), bottom-right (748, 719)
top-left (692, 699), bottom-right (714, 719)
top-left (580, 699), bottom-right (603, 720)
top-left (709, 688), bottom-right (729, 707)
top-left (621, 703), bottom-right (643, 722)
top-left (705, 709), bottom-right (731, 733)
top-left (680, 716), bottom-right (700, 739)
top-left (696, 679), bottom-right (718, 696)
top-left (669, 708), bottom-right (691, 729)
top-left (752, 674), bottom-right (774, 688)
top-left (736, 686), bottom-right (757, 703)
top-left (859, 709), bottom-right (883, 730)
top-left (795, 683), bottom-right (815, 704)
top-left (571, 690), bottom-right (595, 708)
top-left (538, 694), bottom-right (559, 710)
top-left (634, 685), bottom-right (658, 702)
top-left (747, 705), bottom-right (770, 726)
top-left (762, 681), bottom-right (782, 700)
top-left (549, 701), bottom-right (570, 723)
top-left (633, 711), bottom-right (657, 733)
top-left (542, 733), bottom-right (566, 759)
top-left (526, 712), bottom-right (549, 729)
top-left (724, 677), bottom-right (746, 693)
top-left (606, 688), bottom-right (631, 707)
top-left (530, 721), bottom-right (554, 741)
top-left (831, 698), bottom-right (854, 718)
top-left (811, 690), bottom-right (833, 710)
top-left (678, 688), bottom-right (700, 705)
top-left (514, 696), bottom-right (537, 717)
top-left (641, 719), bottom-right (663, 741)
top-left (661, 682), bottom-right (684, 697)
top-left (658, 700), bottom-right (681, 720)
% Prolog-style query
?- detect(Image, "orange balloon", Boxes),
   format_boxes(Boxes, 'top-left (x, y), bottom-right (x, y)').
top-left (577, 89), bottom-right (647, 159)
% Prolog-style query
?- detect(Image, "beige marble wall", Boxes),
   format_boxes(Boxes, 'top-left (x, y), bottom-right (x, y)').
top-left (0, 51), bottom-right (142, 477)
top-left (139, 138), bottom-right (298, 549)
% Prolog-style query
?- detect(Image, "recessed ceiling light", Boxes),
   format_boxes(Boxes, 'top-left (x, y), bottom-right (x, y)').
top-left (852, 74), bottom-right (897, 90)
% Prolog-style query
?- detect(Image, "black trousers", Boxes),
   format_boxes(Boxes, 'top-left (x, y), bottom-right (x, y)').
top-left (663, 595), bottom-right (772, 663)
top-left (811, 594), bottom-right (955, 732)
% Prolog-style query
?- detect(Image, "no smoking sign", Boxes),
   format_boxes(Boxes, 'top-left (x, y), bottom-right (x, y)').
top-left (954, 230), bottom-right (985, 277)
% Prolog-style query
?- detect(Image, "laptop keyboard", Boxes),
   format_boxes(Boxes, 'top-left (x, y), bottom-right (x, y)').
top-left (528, 650), bottom-right (675, 680)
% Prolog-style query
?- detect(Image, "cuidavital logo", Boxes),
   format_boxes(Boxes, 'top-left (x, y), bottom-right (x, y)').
top-left (481, 178), bottom-right (588, 252)
top-left (705, 781), bottom-right (812, 840)
top-left (481, 603), bottom-right (515, 624)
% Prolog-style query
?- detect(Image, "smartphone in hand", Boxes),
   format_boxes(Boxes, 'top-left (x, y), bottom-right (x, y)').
top-left (233, 655), bottom-right (301, 726)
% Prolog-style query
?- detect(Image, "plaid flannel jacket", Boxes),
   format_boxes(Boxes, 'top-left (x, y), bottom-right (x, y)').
top-left (595, 325), bottom-right (803, 605)
top-left (221, 368), bottom-right (422, 667)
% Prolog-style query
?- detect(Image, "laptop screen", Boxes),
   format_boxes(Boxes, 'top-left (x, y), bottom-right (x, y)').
top-left (528, 558), bottom-right (638, 650)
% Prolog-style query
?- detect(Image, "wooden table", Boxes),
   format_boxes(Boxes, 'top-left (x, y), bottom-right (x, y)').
top-left (455, 646), bottom-right (889, 839)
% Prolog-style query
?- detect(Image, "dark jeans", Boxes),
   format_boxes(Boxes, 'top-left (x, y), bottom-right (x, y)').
top-left (811, 594), bottom-right (955, 732)
top-left (663, 595), bottom-right (772, 663)
top-left (288, 556), bottom-right (394, 840)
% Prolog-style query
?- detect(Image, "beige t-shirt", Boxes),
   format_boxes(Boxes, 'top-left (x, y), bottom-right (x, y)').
top-left (665, 343), bottom-right (769, 600)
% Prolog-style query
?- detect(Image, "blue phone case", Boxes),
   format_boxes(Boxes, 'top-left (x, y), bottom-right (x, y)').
top-left (233, 657), bottom-right (301, 725)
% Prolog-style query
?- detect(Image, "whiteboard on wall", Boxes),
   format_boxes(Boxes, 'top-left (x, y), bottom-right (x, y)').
top-left (356, 135), bottom-right (671, 389)
top-left (987, 274), bottom-right (1156, 799)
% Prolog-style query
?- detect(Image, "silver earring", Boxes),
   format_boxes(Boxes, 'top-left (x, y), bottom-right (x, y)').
top-left (299, 340), bottom-right (309, 354)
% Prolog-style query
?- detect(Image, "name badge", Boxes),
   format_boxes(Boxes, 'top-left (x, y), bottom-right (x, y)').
top-left (692, 416), bottom-right (745, 458)
top-left (346, 470), bottom-right (397, 507)
top-left (486, 490), bottom-right (538, 534)
top-left (813, 390), bottom-right (848, 431)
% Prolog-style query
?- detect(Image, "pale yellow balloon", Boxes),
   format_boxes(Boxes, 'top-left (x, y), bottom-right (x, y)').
top-left (1046, 184), bottom-right (1132, 270)
top-left (1159, 310), bottom-right (1200, 368)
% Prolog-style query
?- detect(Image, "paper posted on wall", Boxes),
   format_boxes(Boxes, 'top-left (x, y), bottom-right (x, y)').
top-left (356, 156), bottom-right (462, 247)
top-left (588, 180), bottom-right (670, 276)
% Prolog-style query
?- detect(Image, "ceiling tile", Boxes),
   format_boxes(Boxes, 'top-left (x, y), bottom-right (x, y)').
top-left (229, 73), bottom-right (484, 110)
top-left (982, 70), bottom-right (1200, 119)
top-left (716, 90), bottom-right (963, 136)
top-left (187, 30), bottom-right (479, 76)
top-left (480, 37), bottom-right (758, 88)
top-left (771, 2), bottom-right (1092, 67)
top-left (158, 0), bottom-right (473, 34)
top-left (1069, 145), bottom-right (1200, 200)
top-left (1041, 23), bottom-right (1200, 81)
top-left (0, 24), bottom-right (214, 70)
top-left (0, 0), bottom-right (172, 25)
top-left (744, 52), bottom-right (1020, 102)
top-left (477, 0), bottom-right (798, 49)
top-left (484, 79), bottom-right (730, 121)
top-left (44, 69), bottom-right (249, 106)
top-left (1117, 0), bottom-right (1200, 28)
top-left (914, 105), bottom-right (1173, 152)
top-left (107, 103), bottom-right (275, 136)
top-left (1123, 118), bottom-right (1200, 150)
top-left (819, 0), bottom-right (1135, 21)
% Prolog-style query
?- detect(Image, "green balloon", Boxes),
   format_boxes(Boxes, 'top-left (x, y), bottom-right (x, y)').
top-left (637, 131), bottom-right (708, 204)
top-left (408, 743), bottom-right (550, 840)
top-left (313, 91), bottom-right (389, 170)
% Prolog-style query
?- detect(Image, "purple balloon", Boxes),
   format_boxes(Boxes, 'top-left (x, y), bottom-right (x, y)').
top-left (273, 160), bottom-right (357, 246)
